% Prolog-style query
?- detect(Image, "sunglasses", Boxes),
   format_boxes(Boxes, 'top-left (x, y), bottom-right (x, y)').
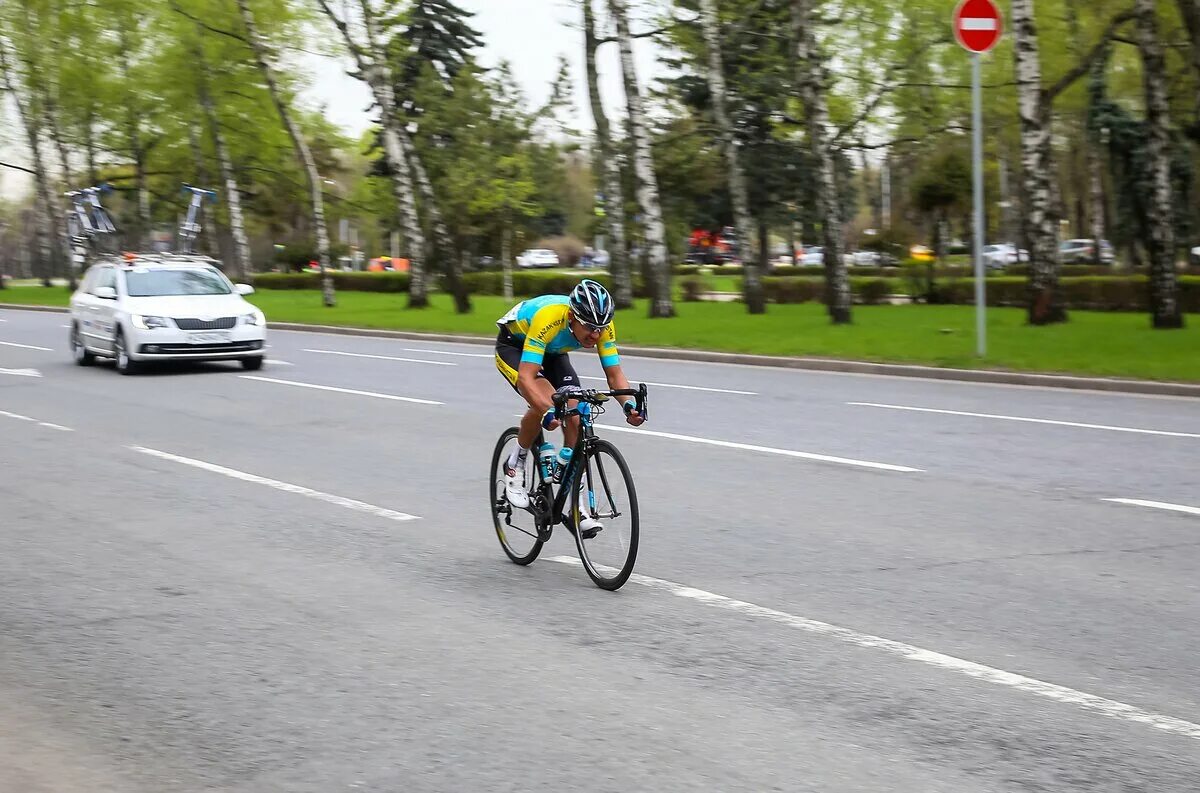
top-left (578, 319), bottom-right (610, 334)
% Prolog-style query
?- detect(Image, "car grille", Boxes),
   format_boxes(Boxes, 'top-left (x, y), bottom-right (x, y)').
top-left (174, 317), bottom-right (237, 330)
top-left (139, 341), bottom-right (263, 355)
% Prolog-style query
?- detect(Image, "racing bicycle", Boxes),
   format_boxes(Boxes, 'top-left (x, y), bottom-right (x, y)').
top-left (490, 384), bottom-right (648, 590)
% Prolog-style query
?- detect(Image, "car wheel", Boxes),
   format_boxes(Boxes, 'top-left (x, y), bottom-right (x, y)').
top-left (241, 356), bottom-right (264, 371)
top-left (70, 324), bottom-right (95, 366)
top-left (113, 330), bottom-right (140, 375)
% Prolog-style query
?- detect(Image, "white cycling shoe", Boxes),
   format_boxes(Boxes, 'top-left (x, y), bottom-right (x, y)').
top-left (504, 461), bottom-right (530, 509)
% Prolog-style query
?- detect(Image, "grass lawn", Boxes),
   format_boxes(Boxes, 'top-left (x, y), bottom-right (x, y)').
top-left (4, 287), bottom-right (1197, 381)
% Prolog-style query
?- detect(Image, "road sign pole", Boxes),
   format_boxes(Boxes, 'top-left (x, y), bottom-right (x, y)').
top-left (972, 51), bottom-right (986, 358)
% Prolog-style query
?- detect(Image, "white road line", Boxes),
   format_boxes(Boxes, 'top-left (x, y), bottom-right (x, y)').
top-left (242, 375), bottom-right (443, 405)
top-left (302, 349), bottom-right (456, 366)
top-left (265, 359), bottom-right (293, 366)
top-left (0, 340), bottom-right (53, 351)
top-left (849, 402), bottom-right (1200, 439)
top-left (1103, 498), bottom-right (1200, 516)
top-left (0, 409), bottom-right (72, 431)
top-left (130, 446), bottom-right (420, 521)
top-left (403, 348), bottom-right (491, 358)
top-left (596, 423), bottom-right (922, 472)
top-left (0, 368), bottom-right (41, 377)
top-left (578, 375), bottom-right (756, 396)
top-left (548, 555), bottom-right (1200, 741)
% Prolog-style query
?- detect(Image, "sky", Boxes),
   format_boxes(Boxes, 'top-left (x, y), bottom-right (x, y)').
top-left (296, 0), bottom-right (669, 138)
top-left (0, 1), bottom-right (670, 202)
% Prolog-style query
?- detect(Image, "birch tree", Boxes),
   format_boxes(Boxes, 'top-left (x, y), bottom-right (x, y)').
top-left (609, 0), bottom-right (674, 318)
top-left (791, 0), bottom-right (850, 323)
top-left (583, 0), bottom-right (632, 309)
top-left (236, 0), bottom-right (335, 306)
top-left (699, 0), bottom-right (765, 313)
top-left (1136, 0), bottom-right (1184, 328)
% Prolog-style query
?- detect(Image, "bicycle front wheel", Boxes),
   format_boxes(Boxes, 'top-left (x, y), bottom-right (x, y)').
top-left (570, 439), bottom-right (639, 590)
top-left (490, 427), bottom-right (544, 565)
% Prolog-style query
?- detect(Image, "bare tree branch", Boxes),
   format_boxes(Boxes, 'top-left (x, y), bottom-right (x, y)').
top-left (1043, 8), bottom-right (1136, 105)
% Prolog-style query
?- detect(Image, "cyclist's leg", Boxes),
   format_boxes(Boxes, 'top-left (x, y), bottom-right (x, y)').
top-left (495, 330), bottom-right (553, 450)
top-left (541, 353), bottom-right (582, 449)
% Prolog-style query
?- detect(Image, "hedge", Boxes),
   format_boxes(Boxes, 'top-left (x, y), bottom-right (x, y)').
top-left (926, 276), bottom-right (1200, 312)
top-left (252, 272), bottom-right (413, 292)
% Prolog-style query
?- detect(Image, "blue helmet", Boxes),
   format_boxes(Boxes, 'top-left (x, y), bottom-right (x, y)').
top-left (569, 279), bottom-right (615, 328)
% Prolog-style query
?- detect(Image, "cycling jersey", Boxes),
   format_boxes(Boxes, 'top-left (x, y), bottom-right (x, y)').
top-left (495, 295), bottom-right (619, 368)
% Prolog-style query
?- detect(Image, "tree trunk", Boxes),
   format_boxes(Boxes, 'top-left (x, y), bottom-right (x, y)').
top-left (1086, 141), bottom-right (1106, 265)
top-left (700, 0), bottom-right (764, 313)
top-left (584, 0), bottom-right (632, 308)
top-left (791, 0), bottom-right (849, 323)
top-left (44, 105), bottom-right (77, 290)
top-left (196, 77), bottom-right (251, 278)
top-left (501, 224), bottom-right (514, 302)
top-left (1012, 0), bottom-right (1066, 324)
top-left (236, 0), bottom-right (335, 306)
top-left (404, 133), bottom-right (470, 313)
top-left (116, 26), bottom-right (151, 251)
top-left (1138, 0), bottom-right (1183, 328)
top-left (609, 0), bottom-right (674, 318)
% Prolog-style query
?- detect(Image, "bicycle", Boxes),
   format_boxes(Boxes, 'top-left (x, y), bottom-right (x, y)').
top-left (178, 184), bottom-right (218, 254)
top-left (490, 384), bottom-right (648, 591)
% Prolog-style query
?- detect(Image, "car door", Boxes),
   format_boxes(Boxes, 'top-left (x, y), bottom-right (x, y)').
top-left (90, 266), bottom-right (119, 352)
top-left (71, 267), bottom-right (98, 341)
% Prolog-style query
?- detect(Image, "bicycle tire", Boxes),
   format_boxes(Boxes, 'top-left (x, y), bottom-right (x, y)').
top-left (571, 439), bottom-right (639, 590)
top-left (490, 427), bottom-right (544, 565)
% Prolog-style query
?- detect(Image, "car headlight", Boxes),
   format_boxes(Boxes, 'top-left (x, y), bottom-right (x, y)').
top-left (241, 309), bottom-right (265, 326)
top-left (131, 314), bottom-right (171, 330)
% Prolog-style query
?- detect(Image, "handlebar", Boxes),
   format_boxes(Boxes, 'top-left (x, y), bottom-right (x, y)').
top-left (552, 384), bottom-right (648, 422)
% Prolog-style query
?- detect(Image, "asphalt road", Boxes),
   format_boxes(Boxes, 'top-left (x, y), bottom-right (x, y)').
top-left (2, 307), bottom-right (1198, 792)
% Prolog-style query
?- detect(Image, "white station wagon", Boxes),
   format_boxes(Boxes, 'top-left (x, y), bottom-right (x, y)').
top-left (69, 255), bottom-right (267, 375)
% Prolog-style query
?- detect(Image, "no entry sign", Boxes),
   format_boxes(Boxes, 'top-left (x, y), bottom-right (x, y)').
top-left (953, 0), bottom-right (1002, 54)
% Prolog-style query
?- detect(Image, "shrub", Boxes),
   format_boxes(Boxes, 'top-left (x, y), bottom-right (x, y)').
top-left (856, 278), bottom-right (893, 305)
top-left (680, 276), bottom-right (706, 302)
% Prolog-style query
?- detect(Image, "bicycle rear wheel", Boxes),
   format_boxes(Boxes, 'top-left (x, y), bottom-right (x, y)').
top-left (490, 427), bottom-right (544, 565)
top-left (570, 439), bottom-right (639, 590)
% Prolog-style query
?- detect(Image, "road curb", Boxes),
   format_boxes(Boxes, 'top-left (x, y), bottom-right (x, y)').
top-left (3, 304), bottom-right (1197, 397)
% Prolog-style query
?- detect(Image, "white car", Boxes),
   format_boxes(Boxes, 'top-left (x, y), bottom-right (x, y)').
top-left (69, 255), bottom-right (267, 375)
top-left (517, 248), bottom-right (560, 269)
top-left (982, 243), bottom-right (1029, 269)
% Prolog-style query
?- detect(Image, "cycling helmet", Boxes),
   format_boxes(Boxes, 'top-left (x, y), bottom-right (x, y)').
top-left (569, 279), bottom-right (615, 329)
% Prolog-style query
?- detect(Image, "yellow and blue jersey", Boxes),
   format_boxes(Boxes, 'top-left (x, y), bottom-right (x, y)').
top-left (496, 295), bottom-right (620, 368)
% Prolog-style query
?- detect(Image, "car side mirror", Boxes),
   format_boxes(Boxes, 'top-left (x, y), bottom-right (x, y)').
top-left (94, 286), bottom-right (117, 300)
top-left (235, 284), bottom-right (255, 295)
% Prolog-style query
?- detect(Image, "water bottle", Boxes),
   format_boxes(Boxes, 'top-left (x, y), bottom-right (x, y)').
top-left (553, 447), bottom-right (574, 485)
top-left (537, 442), bottom-right (557, 481)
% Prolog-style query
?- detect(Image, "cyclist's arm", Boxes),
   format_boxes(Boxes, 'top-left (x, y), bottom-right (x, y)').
top-left (598, 324), bottom-right (639, 412)
top-left (516, 306), bottom-right (565, 415)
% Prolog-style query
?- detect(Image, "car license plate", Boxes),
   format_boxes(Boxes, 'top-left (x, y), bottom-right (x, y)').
top-left (188, 331), bottom-right (231, 344)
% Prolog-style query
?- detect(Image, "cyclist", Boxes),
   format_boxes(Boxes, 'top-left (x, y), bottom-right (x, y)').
top-left (495, 279), bottom-right (645, 520)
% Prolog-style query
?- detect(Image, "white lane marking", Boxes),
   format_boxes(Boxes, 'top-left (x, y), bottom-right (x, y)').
top-left (302, 349), bottom-right (456, 366)
top-left (0, 409), bottom-right (35, 422)
top-left (548, 555), bottom-right (1200, 741)
top-left (1104, 498), bottom-right (1200, 516)
top-left (61, 324), bottom-right (71, 329)
top-left (0, 340), bottom-right (53, 351)
top-left (403, 348), bottom-right (491, 358)
top-left (597, 423), bottom-right (922, 472)
top-left (578, 375), bottom-right (756, 396)
top-left (130, 446), bottom-right (421, 521)
top-left (0, 368), bottom-right (41, 377)
top-left (265, 359), bottom-right (293, 366)
top-left (0, 409), bottom-right (72, 431)
top-left (242, 375), bottom-right (443, 405)
top-left (849, 402), bottom-right (1200, 439)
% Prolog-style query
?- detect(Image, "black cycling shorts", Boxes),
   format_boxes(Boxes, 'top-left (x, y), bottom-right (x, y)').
top-left (495, 328), bottom-right (579, 395)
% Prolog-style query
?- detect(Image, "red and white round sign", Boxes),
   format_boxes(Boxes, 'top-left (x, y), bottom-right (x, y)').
top-left (953, 0), bottom-right (1003, 54)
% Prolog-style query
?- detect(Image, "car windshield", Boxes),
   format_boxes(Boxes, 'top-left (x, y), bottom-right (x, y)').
top-left (124, 268), bottom-right (231, 297)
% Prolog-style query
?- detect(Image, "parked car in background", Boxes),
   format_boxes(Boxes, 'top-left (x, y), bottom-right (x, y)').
top-left (1059, 238), bottom-right (1114, 264)
top-left (850, 250), bottom-right (881, 265)
top-left (516, 249), bottom-right (560, 269)
top-left (800, 247), bottom-right (824, 266)
top-left (982, 243), bottom-right (1029, 269)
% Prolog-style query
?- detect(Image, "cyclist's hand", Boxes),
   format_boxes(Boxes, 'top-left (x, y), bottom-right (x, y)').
top-left (623, 400), bottom-right (645, 427)
top-left (541, 407), bottom-right (560, 432)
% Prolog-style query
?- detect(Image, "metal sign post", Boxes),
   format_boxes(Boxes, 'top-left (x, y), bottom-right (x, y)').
top-left (954, 0), bottom-right (1002, 357)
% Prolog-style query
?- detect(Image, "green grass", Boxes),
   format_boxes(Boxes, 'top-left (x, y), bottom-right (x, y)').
top-left (0, 286), bottom-right (72, 306)
top-left (4, 287), bottom-right (1197, 381)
